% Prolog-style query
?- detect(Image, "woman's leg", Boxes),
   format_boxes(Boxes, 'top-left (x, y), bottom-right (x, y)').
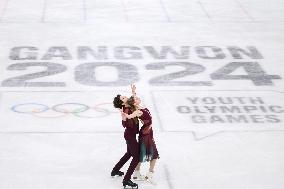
top-left (133, 162), bottom-right (145, 180)
top-left (135, 162), bottom-right (141, 171)
top-left (149, 158), bottom-right (157, 172)
top-left (145, 159), bottom-right (157, 184)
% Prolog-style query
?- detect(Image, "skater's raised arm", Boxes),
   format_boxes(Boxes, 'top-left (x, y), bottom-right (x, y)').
top-left (131, 84), bottom-right (137, 98)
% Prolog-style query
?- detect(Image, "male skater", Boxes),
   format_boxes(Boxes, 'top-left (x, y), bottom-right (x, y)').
top-left (111, 85), bottom-right (139, 188)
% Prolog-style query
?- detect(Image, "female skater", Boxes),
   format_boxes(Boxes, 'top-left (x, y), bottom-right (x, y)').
top-left (121, 86), bottom-right (159, 184)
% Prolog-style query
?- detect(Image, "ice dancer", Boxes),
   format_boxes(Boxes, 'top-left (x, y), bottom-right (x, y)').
top-left (111, 85), bottom-right (140, 189)
top-left (121, 85), bottom-right (160, 185)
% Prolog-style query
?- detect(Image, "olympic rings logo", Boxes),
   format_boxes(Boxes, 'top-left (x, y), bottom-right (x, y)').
top-left (10, 102), bottom-right (119, 118)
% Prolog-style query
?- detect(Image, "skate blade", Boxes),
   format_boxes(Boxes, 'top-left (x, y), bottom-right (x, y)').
top-left (111, 175), bottom-right (123, 178)
top-left (133, 176), bottom-right (146, 181)
top-left (123, 185), bottom-right (138, 189)
top-left (146, 179), bottom-right (157, 186)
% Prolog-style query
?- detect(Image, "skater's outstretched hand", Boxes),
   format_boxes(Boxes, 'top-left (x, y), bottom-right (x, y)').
top-left (131, 84), bottom-right (136, 96)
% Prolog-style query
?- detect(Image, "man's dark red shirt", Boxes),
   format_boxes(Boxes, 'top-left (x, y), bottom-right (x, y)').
top-left (122, 106), bottom-right (139, 140)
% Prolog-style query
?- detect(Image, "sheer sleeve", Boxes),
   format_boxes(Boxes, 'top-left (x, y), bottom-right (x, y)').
top-left (141, 109), bottom-right (152, 127)
top-left (142, 119), bottom-right (152, 127)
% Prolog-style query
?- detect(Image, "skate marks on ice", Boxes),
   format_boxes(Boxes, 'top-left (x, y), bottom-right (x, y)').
top-left (0, 0), bottom-right (284, 23)
top-left (191, 129), bottom-right (284, 141)
top-left (161, 131), bottom-right (284, 189)
top-left (0, 132), bottom-right (132, 189)
top-left (164, 165), bottom-right (174, 189)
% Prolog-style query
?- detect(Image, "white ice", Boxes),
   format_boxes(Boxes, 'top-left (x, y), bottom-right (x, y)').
top-left (0, 0), bottom-right (284, 189)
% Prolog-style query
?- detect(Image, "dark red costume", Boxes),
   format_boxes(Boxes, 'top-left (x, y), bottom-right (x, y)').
top-left (138, 108), bottom-right (159, 162)
top-left (112, 106), bottom-right (140, 181)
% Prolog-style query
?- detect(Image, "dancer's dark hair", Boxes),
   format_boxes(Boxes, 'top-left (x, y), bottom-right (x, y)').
top-left (127, 96), bottom-right (136, 111)
top-left (113, 94), bottom-right (123, 109)
top-left (127, 96), bottom-right (139, 124)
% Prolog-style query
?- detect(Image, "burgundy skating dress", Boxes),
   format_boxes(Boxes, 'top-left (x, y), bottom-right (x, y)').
top-left (138, 108), bottom-right (159, 162)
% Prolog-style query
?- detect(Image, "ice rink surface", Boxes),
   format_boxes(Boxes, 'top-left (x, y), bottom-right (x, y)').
top-left (0, 0), bottom-right (284, 188)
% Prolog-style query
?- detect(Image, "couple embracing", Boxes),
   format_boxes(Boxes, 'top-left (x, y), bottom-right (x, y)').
top-left (111, 84), bottom-right (159, 188)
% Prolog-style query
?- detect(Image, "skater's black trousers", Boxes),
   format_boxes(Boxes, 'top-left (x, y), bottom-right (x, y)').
top-left (112, 137), bottom-right (139, 181)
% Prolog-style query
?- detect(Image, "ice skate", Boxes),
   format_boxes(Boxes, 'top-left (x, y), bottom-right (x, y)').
top-left (132, 170), bottom-right (145, 181)
top-left (145, 171), bottom-right (157, 185)
top-left (111, 170), bottom-right (124, 177)
top-left (122, 180), bottom-right (138, 189)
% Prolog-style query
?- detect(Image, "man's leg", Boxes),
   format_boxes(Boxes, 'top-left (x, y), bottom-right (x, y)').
top-left (112, 142), bottom-right (131, 175)
top-left (123, 138), bottom-right (139, 181)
